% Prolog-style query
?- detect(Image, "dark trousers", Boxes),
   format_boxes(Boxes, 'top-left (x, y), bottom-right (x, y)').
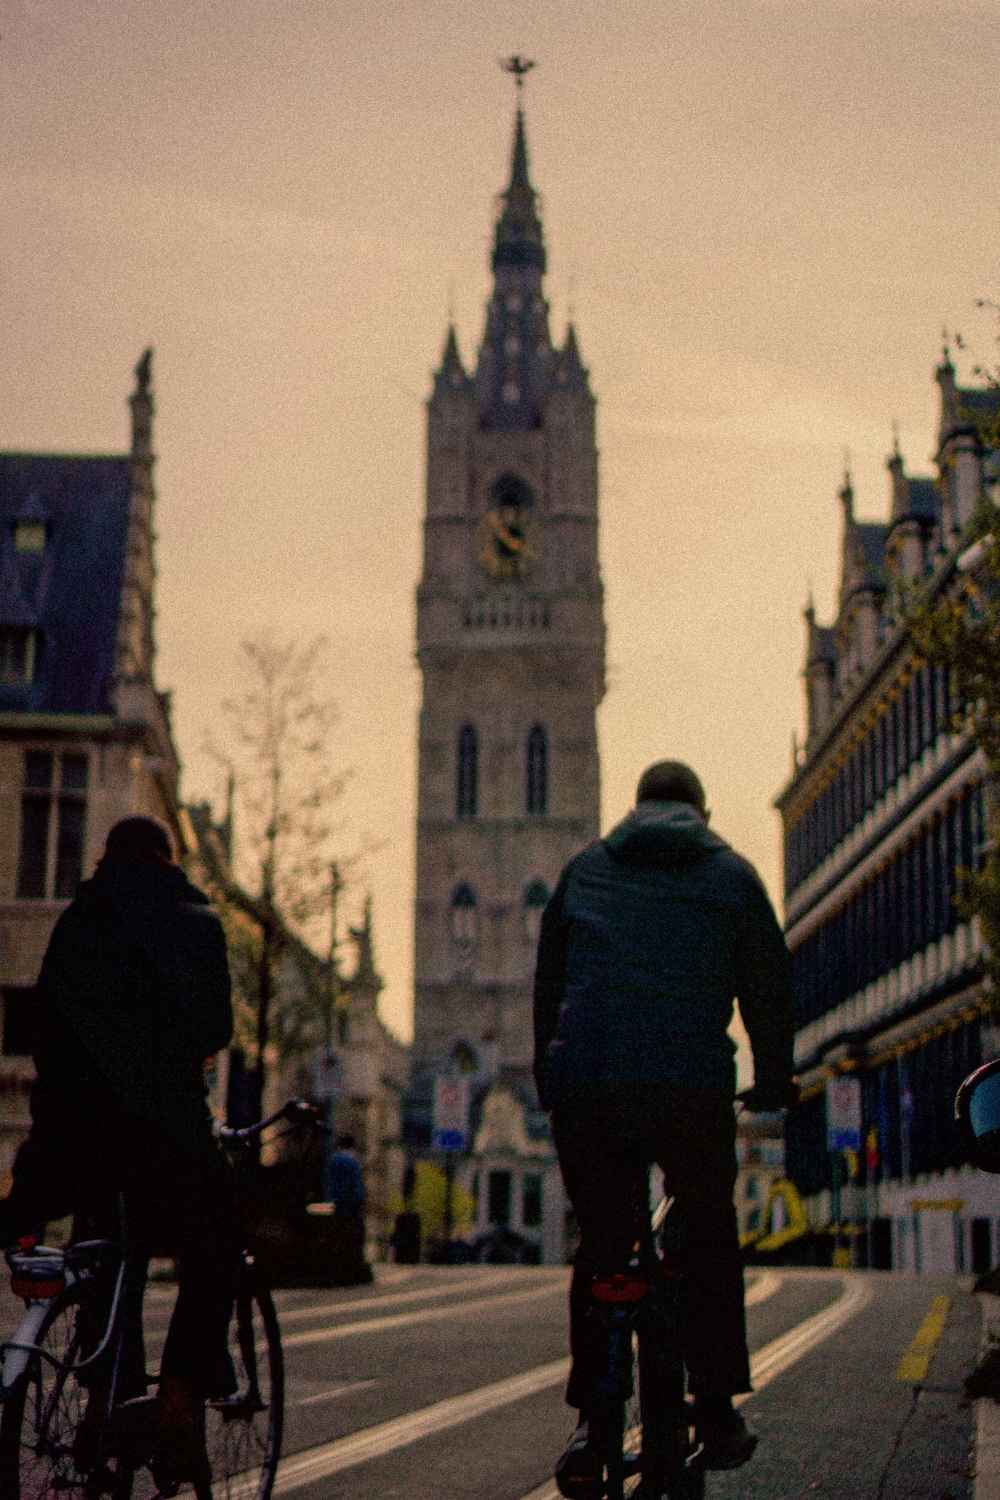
top-left (5, 1108), bottom-right (240, 1396)
top-left (551, 1086), bottom-right (751, 1411)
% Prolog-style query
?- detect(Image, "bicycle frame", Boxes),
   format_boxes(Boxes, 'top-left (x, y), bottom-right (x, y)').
top-left (1, 1239), bottom-right (127, 1390)
top-left (592, 1189), bottom-right (706, 1500)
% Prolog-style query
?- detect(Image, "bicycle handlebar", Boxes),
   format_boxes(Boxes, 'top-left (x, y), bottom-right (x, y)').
top-left (218, 1098), bottom-right (327, 1146)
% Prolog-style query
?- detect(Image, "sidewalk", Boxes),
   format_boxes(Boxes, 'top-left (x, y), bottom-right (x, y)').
top-left (974, 1291), bottom-right (1000, 1500)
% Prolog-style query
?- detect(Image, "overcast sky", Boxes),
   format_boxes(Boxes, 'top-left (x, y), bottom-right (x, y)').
top-left (4, 0), bottom-right (999, 1055)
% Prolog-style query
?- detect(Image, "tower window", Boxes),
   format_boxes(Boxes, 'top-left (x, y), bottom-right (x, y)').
top-left (456, 724), bottom-right (478, 818)
top-left (524, 879), bottom-right (550, 944)
top-left (526, 725), bottom-right (548, 815)
top-left (450, 884), bottom-right (478, 943)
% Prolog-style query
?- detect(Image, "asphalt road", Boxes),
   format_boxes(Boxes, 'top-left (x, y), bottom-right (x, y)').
top-left (5, 1263), bottom-right (984, 1499)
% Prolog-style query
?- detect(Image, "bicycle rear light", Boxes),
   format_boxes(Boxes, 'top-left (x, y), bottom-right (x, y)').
top-left (592, 1272), bottom-right (649, 1304)
top-left (7, 1247), bottom-right (66, 1302)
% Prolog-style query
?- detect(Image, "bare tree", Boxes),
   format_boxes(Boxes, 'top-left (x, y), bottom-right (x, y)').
top-left (207, 633), bottom-right (351, 1119)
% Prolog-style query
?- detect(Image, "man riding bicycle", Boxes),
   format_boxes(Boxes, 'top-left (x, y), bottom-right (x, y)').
top-left (533, 760), bottom-right (795, 1493)
top-left (0, 815), bottom-right (239, 1487)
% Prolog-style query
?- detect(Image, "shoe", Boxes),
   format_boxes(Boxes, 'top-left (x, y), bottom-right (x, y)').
top-left (693, 1402), bottom-right (757, 1471)
top-left (554, 1420), bottom-right (604, 1498)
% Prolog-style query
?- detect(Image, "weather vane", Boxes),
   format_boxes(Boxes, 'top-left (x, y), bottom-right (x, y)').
top-left (500, 55), bottom-right (536, 96)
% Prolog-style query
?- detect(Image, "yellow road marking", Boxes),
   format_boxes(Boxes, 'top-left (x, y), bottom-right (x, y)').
top-left (896, 1295), bottom-right (951, 1382)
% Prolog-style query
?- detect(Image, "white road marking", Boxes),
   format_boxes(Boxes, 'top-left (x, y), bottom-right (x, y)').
top-left (740, 1273), bottom-right (872, 1393)
top-left (517, 1274), bottom-right (873, 1500)
top-left (744, 1270), bottom-right (782, 1307)
top-left (276, 1268), bottom-right (545, 1325)
top-left (273, 1358), bottom-right (572, 1493)
top-left (298, 1378), bottom-right (378, 1407)
top-left (282, 1280), bottom-right (563, 1349)
top-left (249, 1274), bottom-right (869, 1494)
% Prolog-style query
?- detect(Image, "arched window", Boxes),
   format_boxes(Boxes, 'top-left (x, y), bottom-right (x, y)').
top-left (526, 725), bottom-right (548, 815)
top-left (450, 883), bottom-right (478, 945)
top-left (490, 472), bottom-right (535, 513)
top-left (451, 1040), bottom-right (479, 1075)
top-left (523, 879), bottom-right (550, 944)
top-left (456, 724), bottom-right (478, 818)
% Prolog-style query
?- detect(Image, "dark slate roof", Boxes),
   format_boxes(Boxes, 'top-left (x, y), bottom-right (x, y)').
top-left (955, 386), bottom-right (1000, 423)
top-left (807, 623), bottom-right (837, 668)
top-left (856, 521), bottom-right (888, 587)
top-left (0, 453), bottom-right (131, 714)
top-left (907, 477), bottom-right (940, 521)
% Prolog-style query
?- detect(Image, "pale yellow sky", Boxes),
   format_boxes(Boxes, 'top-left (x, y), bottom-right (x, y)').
top-left (3, 0), bottom-right (999, 1052)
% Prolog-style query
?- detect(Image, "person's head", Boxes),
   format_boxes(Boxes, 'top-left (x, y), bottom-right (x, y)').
top-left (635, 760), bottom-right (708, 819)
top-left (336, 1133), bottom-right (357, 1151)
top-left (103, 816), bottom-right (175, 866)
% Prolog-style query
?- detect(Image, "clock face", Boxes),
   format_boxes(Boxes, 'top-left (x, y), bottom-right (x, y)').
top-left (478, 502), bottom-right (539, 579)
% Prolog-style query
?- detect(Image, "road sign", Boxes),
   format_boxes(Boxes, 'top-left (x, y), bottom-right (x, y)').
top-left (826, 1075), bottom-right (862, 1152)
top-left (432, 1076), bottom-right (470, 1152)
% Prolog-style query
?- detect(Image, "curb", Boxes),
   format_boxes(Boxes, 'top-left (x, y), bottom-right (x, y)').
top-left (975, 1291), bottom-right (1000, 1500)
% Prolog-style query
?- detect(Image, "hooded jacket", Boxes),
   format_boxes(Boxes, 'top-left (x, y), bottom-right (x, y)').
top-left (29, 856), bottom-right (232, 1151)
top-left (532, 800), bottom-right (793, 1109)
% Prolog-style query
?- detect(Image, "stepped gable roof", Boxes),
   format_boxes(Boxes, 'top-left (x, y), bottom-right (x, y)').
top-left (0, 452), bottom-right (131, 713)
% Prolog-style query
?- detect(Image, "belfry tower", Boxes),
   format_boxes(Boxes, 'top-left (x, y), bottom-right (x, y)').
top-left (409, 66), bottom-right (606, 1163)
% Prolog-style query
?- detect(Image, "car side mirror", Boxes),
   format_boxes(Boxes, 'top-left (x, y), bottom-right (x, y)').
top-left (955, 1056), bottom-right (1000, 1174)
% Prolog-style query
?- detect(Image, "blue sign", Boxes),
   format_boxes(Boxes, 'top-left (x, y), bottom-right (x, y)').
top-left (826, 1077), bottom-right (862, 1153)
top-left (433, 1128), bottom-right (465, 1152)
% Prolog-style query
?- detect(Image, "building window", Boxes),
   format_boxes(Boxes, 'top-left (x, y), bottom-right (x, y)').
top-left (450, 884), bottom-right (478, 946)
top-left (451, 1040), bottom-right (479, 1074)
top-left (17, 750), bottom-right (88, 899)
top-left (1, 987), bottom-right (35, 1057)
top-left (523, 1173), bottom-right (543, 1228)
top-left (13, 521), bottom-right (46, 554)
top-left (456, 724), bottom-right (478, 818)
top-left (488, 1170), bottom-right (512, 1226)
top-left (523, 880), bottom-right (550, 945)
top-left (0, 627), bottom-right (37, 684)
top-left (526, 725), bottom-right (548, 815)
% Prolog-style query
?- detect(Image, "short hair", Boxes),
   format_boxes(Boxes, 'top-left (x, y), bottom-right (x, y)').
top-left (635, 760), bottom-right (706, 812)
top-left (104, 816), bottom-right (175, 864)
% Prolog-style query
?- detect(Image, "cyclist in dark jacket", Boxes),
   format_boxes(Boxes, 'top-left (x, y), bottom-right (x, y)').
top-left (534, 761), bottom-right (794, 1491)
top-left (0, 815), bottom-right (239, 1486)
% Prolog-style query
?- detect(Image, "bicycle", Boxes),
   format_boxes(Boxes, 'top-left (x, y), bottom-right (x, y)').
top-left (0, 1098), bottom-right (323, 1500)
top-left (589, 1178), bottom-right (706, 1500)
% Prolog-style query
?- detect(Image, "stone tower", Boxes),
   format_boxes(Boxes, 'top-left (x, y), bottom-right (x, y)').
top-left (409, 86), bottom-right (606, 1144)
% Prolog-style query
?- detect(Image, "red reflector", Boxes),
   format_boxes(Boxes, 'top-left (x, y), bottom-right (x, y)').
top-left (11, 1276), bottom-right (64, 1301)
top-left (592, 1273), bottom-right (649, 1304)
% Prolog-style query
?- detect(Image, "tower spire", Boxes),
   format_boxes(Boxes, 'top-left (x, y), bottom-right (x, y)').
top-left (492, 57), bottom-right (545, 276)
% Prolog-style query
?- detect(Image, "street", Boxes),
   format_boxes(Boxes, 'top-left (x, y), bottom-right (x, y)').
top-left (132, 1264), bottom-right (981, 1499)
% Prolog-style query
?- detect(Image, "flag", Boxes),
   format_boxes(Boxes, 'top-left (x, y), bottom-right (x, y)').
top-left (866, 1126), bottom-right (879, 1175)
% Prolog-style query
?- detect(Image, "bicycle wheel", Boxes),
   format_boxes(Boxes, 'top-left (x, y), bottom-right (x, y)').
top-left (597, 1315), bottom-right (640, 1500)
top-left (0, 1284), bottom-right (137, 1500)
top-left (203, 1276), bottom-right (284, 1500)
